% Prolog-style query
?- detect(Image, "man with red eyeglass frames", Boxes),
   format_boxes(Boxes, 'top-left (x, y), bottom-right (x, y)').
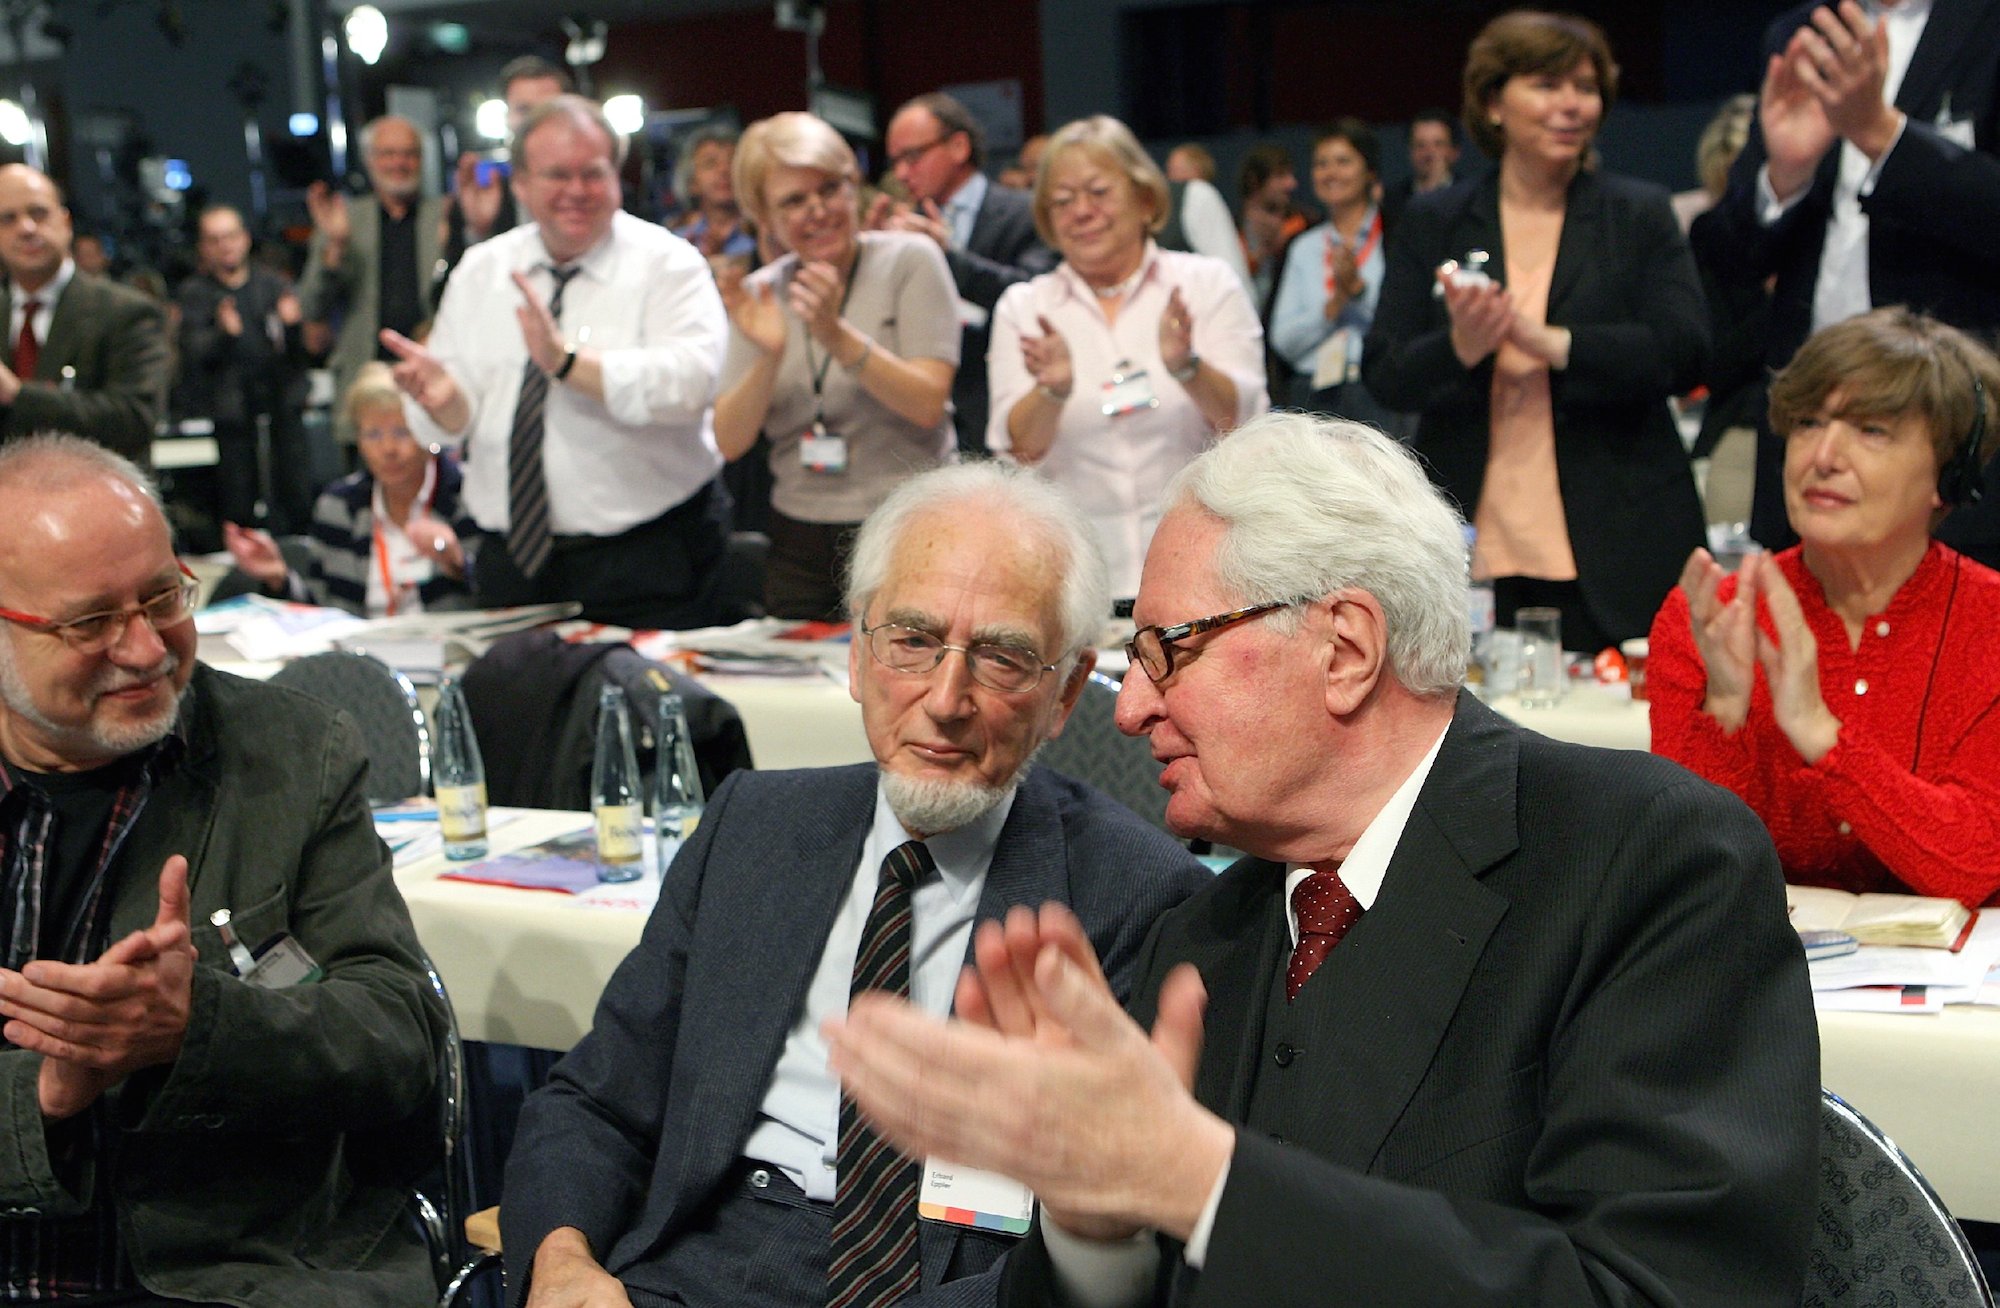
top-left (0, 433), bottom-right (444, 1305)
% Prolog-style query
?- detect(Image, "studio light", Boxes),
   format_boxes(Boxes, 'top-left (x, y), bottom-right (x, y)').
top-left (603, 94), bottom-right (645, 136)
top-left (475, 98), bottom-right (508, 141)
top-left (344, 5), bottom-right (388, 66)
top-left (0, 101), bottom-right (31, 148)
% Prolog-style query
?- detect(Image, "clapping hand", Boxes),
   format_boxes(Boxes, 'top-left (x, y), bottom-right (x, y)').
top-left (1021, 314), bottom-right (1074, 399)
top-left (1752, 557), bottom-right (1842, 764)
top-left (402, 515), bottom-right (465, 578)
top-left (216, 295), bottom-right (243, 338)
top-left (1158, 287), bottom-right (1196, 376)
top-left (0, 857), bottom-right (197, 1120)
top-left (511, 271), bottom-right (568, 375)
top-left (1438, 265), bottom-right (1515, 369)
top-left (1680, 547), bottom-right (1761, 732)
top-left (726, 278), bottom-right (786, 356)
top-left (825, 901), bottom-right (1229, 1244)
top-left (222, 521), bottom-right (289, 590)
top-left (787, 261), bottom-right (848, 349)
top-left (305, 181), bottom-right (351, 247)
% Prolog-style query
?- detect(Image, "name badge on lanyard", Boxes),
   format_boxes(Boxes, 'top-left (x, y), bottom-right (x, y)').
top-left (800, 420), bottom-right (849, 474)
top-left (1100, 358), bottom-right (1159, 418)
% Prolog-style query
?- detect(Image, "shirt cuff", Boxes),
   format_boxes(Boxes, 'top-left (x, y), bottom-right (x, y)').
top-left (1042, 1218), bottom-right (1160, 1308)
top-left (1858, 113), bottom-right (1909, 197)
top-left (1181, 1154), bottom-right (1231, 1269)
top-left (1755, 164), bottom-right (1810, 226)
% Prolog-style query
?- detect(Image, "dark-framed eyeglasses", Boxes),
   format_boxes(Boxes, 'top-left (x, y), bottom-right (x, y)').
top-left (0, 565), bottom-right (201, 656)
top-left (862, 622), bottom-right (1058, 694)
top-left (1125, 600), bottom-right (1292, 685)
top-left (887, 134), bottom-right (953, 171)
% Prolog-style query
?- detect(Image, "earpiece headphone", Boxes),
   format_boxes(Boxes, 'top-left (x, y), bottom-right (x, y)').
top-left (1937, 375), bottom-right (1988, 507)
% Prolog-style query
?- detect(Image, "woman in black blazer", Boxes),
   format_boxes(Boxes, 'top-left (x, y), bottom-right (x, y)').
top-left (1364, 11), bottom-right (1708, 650)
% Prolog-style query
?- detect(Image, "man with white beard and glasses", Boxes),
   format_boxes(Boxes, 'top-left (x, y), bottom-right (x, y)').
top-left (502, 460), bottom-right (1209, 1308)
top-left (0, 434), bottom-right (445, 1305)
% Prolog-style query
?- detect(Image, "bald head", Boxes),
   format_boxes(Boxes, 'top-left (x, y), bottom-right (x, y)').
top-left (0, 164), bottom-right (72, 291)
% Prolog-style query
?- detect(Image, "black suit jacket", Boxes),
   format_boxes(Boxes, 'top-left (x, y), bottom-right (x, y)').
top-left (1691, 0), bottom-right (2000, 559)
top-left (1005, 694), bottom-right (1819, 1307)
top-left (1364, 169), bottom-right (1710, 644)
top-left (1, 272), bottom-right (171, 463)
top-left (503, 763), bottom-right (1211, 1306)
top-left (948, 183), bottom-right (1055, 454)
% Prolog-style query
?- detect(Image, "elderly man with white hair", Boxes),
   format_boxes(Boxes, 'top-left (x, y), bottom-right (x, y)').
top-left (830, 411), bottom-right (1820, 1308)
top-left (502, 459), bottom-right (1209, 1308)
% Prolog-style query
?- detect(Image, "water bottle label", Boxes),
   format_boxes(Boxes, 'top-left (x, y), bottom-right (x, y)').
top-left (596, 803), bottom-right (644, 864)
top-left (437, 783), bottom-right (488, 841)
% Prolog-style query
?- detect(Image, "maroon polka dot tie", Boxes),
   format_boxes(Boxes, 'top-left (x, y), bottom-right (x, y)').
top-left (1286, 869), bottom-right (1362, 1001)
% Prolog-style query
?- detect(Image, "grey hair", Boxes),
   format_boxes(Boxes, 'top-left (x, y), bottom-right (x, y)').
top-left (1166, 412), bottom-right (1469, 698)
top-left (844, 462), bottom-right (1110, 662)
top-left (0, 432), bottom-right (166, 518)
top-left (513, 94), bottom-right (630, 170)
top-left (673, 124), bottom-right (739, 206)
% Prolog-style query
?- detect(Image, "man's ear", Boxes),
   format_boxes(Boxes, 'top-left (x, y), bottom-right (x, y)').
top-left (1319, 590), bottom-right (1388, 717)
top-left (1045, 648), bottom-right (1098, 740)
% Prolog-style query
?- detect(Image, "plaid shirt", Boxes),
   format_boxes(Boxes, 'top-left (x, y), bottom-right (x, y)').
top-left (0, 733), bottom-right (181, 1302)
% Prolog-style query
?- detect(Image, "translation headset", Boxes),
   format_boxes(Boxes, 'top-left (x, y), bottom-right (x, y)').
top-left (1937, 375), bottom-right (1988, 507)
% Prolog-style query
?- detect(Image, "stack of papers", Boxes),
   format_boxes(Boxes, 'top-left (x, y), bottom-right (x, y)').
top-left (1805, 907), bottom-right (2000, 1014)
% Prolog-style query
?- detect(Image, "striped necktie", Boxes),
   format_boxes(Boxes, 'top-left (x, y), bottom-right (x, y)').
top-left (829, 839), bottom-right (932, 1308)
top-left (505, 263), bottom-right (582, 578)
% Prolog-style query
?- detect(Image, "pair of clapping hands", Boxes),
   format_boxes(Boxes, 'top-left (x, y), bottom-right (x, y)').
top-left (721, 260), bottom-right (854, 358)
top-left (1019, 287), bottom-right (1199, 402)
top-left (0, 858), bottom-right (195, 1121)
top-left (825, 903), bottom-right (1235, 1245)
top-left (1436, 264), bottom-right (1572, 372)
top-left (1681, 548), bottom-right (1842, 764)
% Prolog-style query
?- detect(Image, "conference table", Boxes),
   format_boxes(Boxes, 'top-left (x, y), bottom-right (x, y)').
top-left (396, 806), bottom-right (2000, 1225)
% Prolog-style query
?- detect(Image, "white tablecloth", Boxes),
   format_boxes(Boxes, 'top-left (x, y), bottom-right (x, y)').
top-left (396, 810), bottom-right (2000, 1224)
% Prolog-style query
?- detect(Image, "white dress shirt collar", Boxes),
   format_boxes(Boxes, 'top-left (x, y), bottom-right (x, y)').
top-left (1283, 723), bottom-right (1450, 942)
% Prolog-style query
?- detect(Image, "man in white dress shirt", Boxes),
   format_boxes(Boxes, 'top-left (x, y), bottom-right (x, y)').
top-left (388, 95), bottom-right (732, 628)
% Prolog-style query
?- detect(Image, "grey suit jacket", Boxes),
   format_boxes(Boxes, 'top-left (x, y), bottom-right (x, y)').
top-left (1005, 693), bottom-right (1819, 1307)
top-left (948, 184), bottom-right (1055, 454)
top-left (0, 272), bottom-right (170, 463)
top-left (0, 666), bottom-right (445, 1307)
top-left (298, 193), bottom-right (446, 437)
top-left (503, 762), bottom-right (1211, 1306)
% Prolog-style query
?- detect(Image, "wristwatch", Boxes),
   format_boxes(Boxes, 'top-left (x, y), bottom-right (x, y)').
top-left (1170, 354), bottom-right (1201, 384)
top-left (553, 348), bottom-right (578, 381)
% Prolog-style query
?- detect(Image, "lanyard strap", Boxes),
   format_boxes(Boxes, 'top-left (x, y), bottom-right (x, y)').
top-left (806, 244), bottom-right (865, 427)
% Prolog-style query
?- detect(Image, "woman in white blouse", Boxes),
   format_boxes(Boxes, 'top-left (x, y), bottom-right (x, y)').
top-left (986, 115), bottom-right (1268, 599)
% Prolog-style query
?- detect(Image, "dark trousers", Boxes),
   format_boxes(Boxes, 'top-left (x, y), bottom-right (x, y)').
top-left (1494, 576), bottom-right (1614, 656)
top-left (475, 478), bottom-right (731, 630)
top-left (213, 413), bottom-right (315, 534)
top-left (621, 1166), bottom-right (831, 1308)
top-left (763, 508), bottom-right (860, 622)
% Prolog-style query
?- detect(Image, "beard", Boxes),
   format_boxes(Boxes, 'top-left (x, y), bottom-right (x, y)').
top-left (0, 642), bottom-right (186, 764)
top-left (878, 743), bottom-right (1044, 837)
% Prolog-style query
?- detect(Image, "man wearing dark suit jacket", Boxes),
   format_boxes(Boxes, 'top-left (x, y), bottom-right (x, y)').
top-left (0, 165), bottom-right (169, 465)
top-left (1692, 0), bottom-right (2000, 563)
top-left (503, 460), bottom-right (1209, 1308)
top-left (832, 412), bottom-right (1819, 1308)
top-left (874, 93), bottom-right (1056, 456)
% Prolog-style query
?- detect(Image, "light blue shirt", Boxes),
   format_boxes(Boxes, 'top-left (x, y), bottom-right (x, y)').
top-left (742, 781), bottom-right (1013, 1200)
top-left (943, 171), bottom-right (989, 250)
top-left (1267, 212), bottom-right (1385, 379)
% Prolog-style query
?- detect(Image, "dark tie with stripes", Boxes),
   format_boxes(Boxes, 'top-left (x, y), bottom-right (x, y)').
top-left (829, 839), bottom-right (932, 1308)
top-left (506, 263), bottom-right (582, 578)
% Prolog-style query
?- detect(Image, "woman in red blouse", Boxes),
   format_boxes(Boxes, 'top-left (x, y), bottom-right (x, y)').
top-left (1650, 308), bottom-right (2000, 907)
